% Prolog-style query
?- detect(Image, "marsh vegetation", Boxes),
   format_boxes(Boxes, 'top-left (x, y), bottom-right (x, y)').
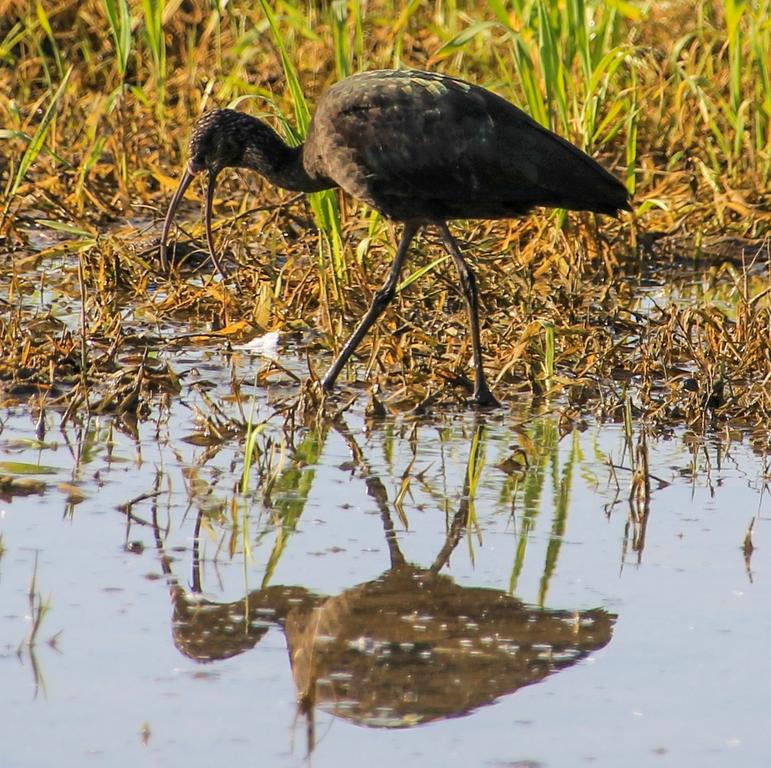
top-left (0, 2), bottom-right (770, 766)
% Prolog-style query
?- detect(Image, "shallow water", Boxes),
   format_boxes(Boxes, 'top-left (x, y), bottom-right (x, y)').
top-left (1, 336), bottom-right (770, 768)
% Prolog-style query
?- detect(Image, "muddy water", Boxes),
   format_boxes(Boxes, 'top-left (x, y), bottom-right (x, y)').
top-left (1, 313), bottom-right (770, 766)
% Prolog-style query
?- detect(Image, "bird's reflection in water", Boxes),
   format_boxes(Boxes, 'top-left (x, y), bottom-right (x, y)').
top-left (152, 421), bottom-right (615, 748)
top-left (283, 567), bottom-right (613, 729)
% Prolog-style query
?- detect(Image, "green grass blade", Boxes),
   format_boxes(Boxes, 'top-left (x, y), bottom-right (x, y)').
top-left (141, 0), bottom-right (166, 110)
top-left (35, 1), bottom-right (63, 78)
top-left (330, 0), bottom-right (350, 79)
top-left (257, 0), bottom-right (311, 135)
top-left (2, 65), bottom-right (72, 222)
top-left (0, 129), bottom-right (71, 167)
top-left (625, 91), bottom-right (639, 196)
top-left (434, 20), bottom-right (498, 59)
top-left (258, 0), bottom-right (345, 294)
top-left (102, 0), bottom-right (132, 77)
top-left (398, 254), bottom-right (450, 292)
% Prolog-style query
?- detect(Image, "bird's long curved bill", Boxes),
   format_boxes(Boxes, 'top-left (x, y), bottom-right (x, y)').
top-left (159, 164), bottom-right (196, 272)
top-left (203, 170), bottom-right (229, 281)
top-left (159, 163), bottom-right (229, 281)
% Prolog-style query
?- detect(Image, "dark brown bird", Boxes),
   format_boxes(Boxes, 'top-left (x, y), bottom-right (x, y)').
top-left (161, 69), bottom-right (630, 406)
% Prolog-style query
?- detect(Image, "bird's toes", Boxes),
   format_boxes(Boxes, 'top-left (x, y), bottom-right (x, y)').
top-left (472, 388), bottom-right (502, 409)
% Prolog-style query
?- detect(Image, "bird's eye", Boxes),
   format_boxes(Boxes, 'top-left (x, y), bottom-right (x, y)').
top-left (189, 153), bottom-right (208, 173)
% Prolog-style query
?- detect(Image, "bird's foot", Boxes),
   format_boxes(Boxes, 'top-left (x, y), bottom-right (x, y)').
top-left (472, 386), bottom-right (502, 409)
top-left (320, 366), bottom-right (340, 393)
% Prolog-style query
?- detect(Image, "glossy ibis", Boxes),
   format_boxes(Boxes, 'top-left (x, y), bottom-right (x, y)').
top-left (161, 69), bottom-right (630, 406)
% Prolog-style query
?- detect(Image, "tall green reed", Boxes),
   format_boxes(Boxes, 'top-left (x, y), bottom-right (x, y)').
top-left (490, 0), bottom-right (636, 150)
top-left (1, 66), bottom-right (72, 227)
top-left (667, 0), bottom-right (770, 183)
top-left (258, 0), bottom-right (347, 304)
top-left (142, 0), bottom-right (167, 117)
top-left (34, 1), bottom-right (64, 82)
top-left (103, 0), bottom-right (132, 81)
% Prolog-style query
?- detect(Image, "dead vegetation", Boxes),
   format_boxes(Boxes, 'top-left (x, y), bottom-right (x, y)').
top-left (0, 0), bottom-right (768, 436)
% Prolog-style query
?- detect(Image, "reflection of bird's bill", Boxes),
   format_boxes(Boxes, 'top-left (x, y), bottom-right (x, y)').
top-left (159, 162), bottom-right (229, 281)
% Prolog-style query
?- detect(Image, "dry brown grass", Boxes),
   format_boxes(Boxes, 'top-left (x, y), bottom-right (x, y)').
top-left (0, 0), bottom-right (769, 436)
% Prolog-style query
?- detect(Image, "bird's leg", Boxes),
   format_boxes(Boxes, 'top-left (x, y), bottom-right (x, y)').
top-left (322, 221), bottom-right (420, 392)
top-left (437, 222), bottom-right (501, 408)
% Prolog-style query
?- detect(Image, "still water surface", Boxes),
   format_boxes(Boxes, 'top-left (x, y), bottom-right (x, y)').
top-left (1, 342), bottom-right (770, 768)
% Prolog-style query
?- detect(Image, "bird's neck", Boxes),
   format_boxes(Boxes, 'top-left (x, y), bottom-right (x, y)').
top-left (242, 122), bottom-right (334, 193)
top-left (276, 144), bottom-right (336, 193)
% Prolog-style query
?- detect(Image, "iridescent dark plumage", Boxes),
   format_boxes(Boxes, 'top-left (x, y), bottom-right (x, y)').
top-left (161, 69), bottom-right (631, 406)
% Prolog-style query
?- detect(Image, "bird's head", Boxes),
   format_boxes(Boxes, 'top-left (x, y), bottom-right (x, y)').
top-left (160, 109), bottom-right (286, 279)
top-left (186, 109), bottom-right (252, 175)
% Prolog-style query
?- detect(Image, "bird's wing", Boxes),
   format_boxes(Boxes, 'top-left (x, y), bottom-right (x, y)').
top-left (314, 73), bottom-right (545, 204)
top-left (309, 70), bottom-right (626, 217)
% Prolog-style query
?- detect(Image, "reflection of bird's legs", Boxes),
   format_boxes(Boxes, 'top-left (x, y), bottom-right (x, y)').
top-left (430, 421), bottom-right (485, 573)
top-left (322, 220), bottom-right (420, 391)
top-left (437, 222), bottom-right (501, 408)
top-left (331, 418), bottom-right (407, 570)
top-left (191, 508), bottom-right (203, 593)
